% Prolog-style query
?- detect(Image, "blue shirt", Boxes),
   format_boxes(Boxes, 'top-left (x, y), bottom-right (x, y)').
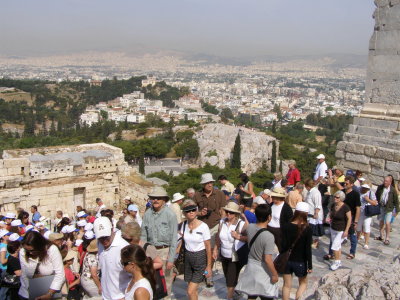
top-left (0, 243), bottom-right (9, 270)
top-left (32, 211), bottom-right (41, 224)
top-left (244, 210), bottom-right (257, 224)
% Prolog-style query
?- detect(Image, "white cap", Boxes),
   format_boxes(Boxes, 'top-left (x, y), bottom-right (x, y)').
top-left (262, 189), bottom-right (272, 196)
top-left (94, 217), bottom-right (112, 239)
top-left (254, 196), bottom-right (267, 205)
top-left (361, 183), bottom-right (371, 189)
top-left (4, 213), bottom-right (16, 219)
top-left (25, 225), bottom-right (34, 232)
top-left (84, 223), bottom-right (94, 231)
top-left (61, 226), bottom-right (69, 234)
top-left (35, 222), bottom-right (45, 228)
top-left (66, 225), bottom-right (79, 233)
top-left (295, 202), bottom-right (309, 213)
top-left (11, 219), bottom-right (24, 227)
top-left (9, 233), bottom-right (23, 242)
top-left (84, 230), bottom-right (95, 239)
top-left (200, 173), bottom-right (215, 184)
top-left (172, 193), bottom-right (185, 203)
top-left (127, 204), bottom-right (139, 212)
top-left (76, 211), bottom-right (88, 218)
top-left (124, 196), bottom-right (131, 200)
top-left (316, 154), bottom-right (325, 159)
top-left (75, 239), bottom-right (83, 247)
top-left (77, 220), bottom-right (87, 227)
top-left (43, 231), bottom-right (51, 240)
top-left (0, 229), bottom-right (10, 238)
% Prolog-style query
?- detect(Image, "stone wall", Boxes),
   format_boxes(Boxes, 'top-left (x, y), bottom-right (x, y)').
top-left (336, 0), bottom-right (400, 185)
top-left (195, 124), bottom-right (278, 174)
top-left (0, 143), bottom-right (150, 219)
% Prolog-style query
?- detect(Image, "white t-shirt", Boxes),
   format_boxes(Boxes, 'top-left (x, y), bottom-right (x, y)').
top-left (181, 221), bottom-right (211, 252)
top-left (218, 219), bottom-right (245, 258)
top-left (96, 204), bottom-right (106, 218)
top-left (125, 278), bottom-right (153, 300)
top-left (313, 161), bottom-right (328, 181)
top-left (269, 202), bottom-right (284, 228)
top-left (361, 190), bottom-right (377, 211)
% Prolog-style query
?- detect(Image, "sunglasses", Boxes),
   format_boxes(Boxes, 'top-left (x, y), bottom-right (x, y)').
top-left (122, 236), bottom-right (133, 243)
top-left (184, 209), bottom-right (197, 213)
top-left (334, 196), bottom-right (341, 199)
top-left (121, 260), bottom-right (131, 267)
top-left (225, 211), bottom-right (235, 215)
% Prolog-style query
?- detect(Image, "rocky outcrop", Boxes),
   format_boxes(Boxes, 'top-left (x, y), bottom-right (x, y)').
top-left (195, 124), bottom-right (277, 174)
top-left (315, 256), bottom-right (400, 300)
top-left (336, 0), bottom-right (400, 184)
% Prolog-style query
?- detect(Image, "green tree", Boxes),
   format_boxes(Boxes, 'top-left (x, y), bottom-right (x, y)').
top-left (271, 141), bottom-right (277, 173)
top-left (139, 152), bottom-right (145, 174)
top-left (231, 133), bottom-right (241, 169)
top-left (272, 120), bottom-right (277, 134)
top-left (220, 108), bottom-right (234, 119)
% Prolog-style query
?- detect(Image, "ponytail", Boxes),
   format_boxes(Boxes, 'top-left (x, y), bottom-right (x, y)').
top-left (142, 256), bottom-right (156, 293)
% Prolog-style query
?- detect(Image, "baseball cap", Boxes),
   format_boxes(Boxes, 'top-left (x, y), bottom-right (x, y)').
top-left (84, 230), bottom-right (95, 240)
top-left (9, 233), bottom-right (23, 242)
top-left (77, 220), bottom-right (87, 227)
top-left (84, 223), bottom-right (94, 231)
top-left (93, 217), bottom-right (112, 239)
top-left (127, 204), bottom-right (139, 212)
top-left (295, 202), bottom-right (309, 213)
top-left (316, 154), bottom-right (325, 159)
top-left (4, 213), bottom-right (16, 219)
top-left (0, 229), bottom-right (10, 238)
top-left (11, 219), bottom-right (24, 227)
top-left (76, 211), bottom-right (88, 218)
top-left (43, 231), bottom-right (51, 240)
top-left (361, 183), bottom-right (371, 189)
top-left (254, 196), bottom-right (266, 205)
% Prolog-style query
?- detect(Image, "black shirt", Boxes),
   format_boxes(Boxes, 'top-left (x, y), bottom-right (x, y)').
top-left (344, 189), bottom-right (361, 220)
top-left (6, 255), bottom-right (21, 275)
top-left (281, 223), bottom-right (312, 270)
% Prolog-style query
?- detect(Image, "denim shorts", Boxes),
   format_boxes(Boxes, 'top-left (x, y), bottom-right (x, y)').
top-left (283, 261), bottom-right (307, 277)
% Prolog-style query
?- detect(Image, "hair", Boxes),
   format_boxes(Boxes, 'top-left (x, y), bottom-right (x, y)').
top-left (56, 210), bottom-right (63, 216)
top-left (96, 198), bottom-right (102, 203)
top-left (304, 178), bottom-right (315, 189)
top-left (334, 191), bottom-right (346, 202)
top-left (218, 175), bottom-right (227, 181)
top-left (18, 211), bottom-right (29, 222)
top-left (255, 204), bottom-right (272, 223)
top-left (82, 237), bottom-right (94, 252)
top-left (57, 217), bottom-right (71, 233)
top-left (9, 226), bottom-right (19, 234)
top-left (355, 170), bottom-right (363, 177)
top-left (101, 209), bottom-right (114, 225)
top-left (239, 173), bottom-right (249, 183)
top-left (186, 188), bottom-right (195, 194)
top-left (263, 181), bottom-right (273, 189)
top-left (345, 176), bottom-right (355, 184)
top-left (22, 231), bottom-right (52, 262)
top-left (182, 199), bottom-right (196, 208)
top-left (120, 244), bottom-right (156, 293)
top-left (386, 175), bottom-right (395, 187)
top-left (288, 160), bottom-right (296, 166)
top-left (273, 172), bottom-right (283, 180)
top-left (64, 232), bottom-right (76, 243)
top-left (116, 218), bottom-right (125, 230)
top-left (291, 211), bottom-right (309, 232)
top-left (122, 222), bottom-right (141, 242)
top-left (280, 179), bottom-right (288, 187)
top-left (7, 241), bottom-right (21, 255)
top-left (31, 205), bottom-right (38, 211)
top-left (76, 206), bottom-right (83, 212)
top-left (295, 183), bottom-right (304, 190)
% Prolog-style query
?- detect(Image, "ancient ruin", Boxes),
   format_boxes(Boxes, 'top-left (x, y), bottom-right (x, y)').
top-left (336, 0), bottom-right (400, 185)
top-left (0, 143), bottom-right (151, 218)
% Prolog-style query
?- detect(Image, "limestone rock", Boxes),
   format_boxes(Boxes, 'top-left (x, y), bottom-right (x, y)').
top-left (195, 124), bottom-right (277, 174)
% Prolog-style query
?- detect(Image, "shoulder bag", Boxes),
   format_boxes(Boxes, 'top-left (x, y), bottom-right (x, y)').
top-left (273, 226), bottom-right (305, 274)
top-left (232, 220), bottom-right (249, 266)
top-left (143, 243), bottom-right (168, 300)
top-left (28, 261), bottom-right (62, 300)
top-left (0, 272), bottom-right (20, 289)
top-left (174, 220), bottom-right (187, 275)
top-left (365, 191), bottom-right (381, 217)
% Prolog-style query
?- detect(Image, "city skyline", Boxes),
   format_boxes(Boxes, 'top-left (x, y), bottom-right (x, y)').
top-left (1, 0), bottom-right (375, 58)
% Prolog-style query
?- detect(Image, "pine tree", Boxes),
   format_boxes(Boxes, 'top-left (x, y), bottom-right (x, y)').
top-left (231, 133), bottom-right (241, 169)
top-left (272, 120), bottom-right (277, 134)
top-left (279, 158), bottom-right (283, 173)
top-left (50, 120), bottom-right (56, 136)
top-left (139, 152), bottom-right (145, 174)
top-left (271, 141), bottom-right (277, 173)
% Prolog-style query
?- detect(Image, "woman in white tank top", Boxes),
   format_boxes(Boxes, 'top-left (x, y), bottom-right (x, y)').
top-left (121, 244), bottom-right (154, 300)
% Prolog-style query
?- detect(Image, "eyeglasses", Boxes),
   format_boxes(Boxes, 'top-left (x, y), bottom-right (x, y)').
top-left (121, 260), bottom-right (131, 267)
top-left (334, 196), bottom-right (341, 199)
top-left (225, 211), bottom-right (235, 215)
top-left (184, 209), bottom-right (197, 213)
top-left (122, 236), bottom-right (133, 243)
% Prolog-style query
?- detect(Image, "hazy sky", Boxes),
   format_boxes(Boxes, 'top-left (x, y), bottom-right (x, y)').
top-left (0, 0), bottom-right (375, 57)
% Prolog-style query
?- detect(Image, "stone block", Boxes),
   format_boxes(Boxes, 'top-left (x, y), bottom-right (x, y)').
top-left (342, 161), bottom-right (371, 173)
top-left (375, 148), bottom-right (395, 160)
top-left (386, 160), bottom-right (400, 171)
top-left (336, 141), bottom-right (346, 151)
top-left (335, 150), bottom-right (345, 159)
top-left (5, 179), bottom-right (21, 188)
top-left (371, 167), bottom-right (386, 177)
top-left (370, 158), bottom-right (385, 168)
top-left (353, 116), bottom-right (399, 130)
top-left (355, 125), bottom-right (394, 139)
top-left (364, 145), bottom-right (377, 157)
top-left (346, 153), bottom-right (370, 165)
top-left (3, 158), bottom-right (29, 168)
top-left (345, 143), bottom-right (365, 155)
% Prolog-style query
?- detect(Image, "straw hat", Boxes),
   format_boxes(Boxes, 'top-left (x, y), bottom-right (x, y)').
top-left (63, 250), bottom-right (76, 262)
top-left (223, 202), bottom-right (241, 214)
top-left (87, 239), bottom-right (98, 253)
top-left (172, 193), bottom-right (185, 203)
top-left (270, 187), bottom-right (287, 198)
top-left (148, 186), bottom-right (169, 199)
top-left (49, 233), bottom-right (64, 241)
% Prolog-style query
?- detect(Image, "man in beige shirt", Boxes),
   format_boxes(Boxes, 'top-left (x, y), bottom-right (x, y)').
top-left (170, 192), bottom-right (184, 224)
top-left (287, 183), bottom-right (304, 210)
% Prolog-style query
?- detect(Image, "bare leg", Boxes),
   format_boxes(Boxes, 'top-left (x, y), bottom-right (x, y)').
top-left (364, 232), bottom-right (370, 246)
top-left (333, 249), bottom-right (341, 261)
top-left (379, 220), bottom-right (385, 239)
top-left (385, 222), bottom-right (391, 241)
top-left (296, 276), bottom-right (308, 300)
top-left (227, 287), bottom-right (235, 299)
top-left (282, 274), bottom-right (293, 300)
top-left (187, 282), bottom-right (199, 300)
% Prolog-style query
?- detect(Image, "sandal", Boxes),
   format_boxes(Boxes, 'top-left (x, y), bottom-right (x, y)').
top-left (323, 254), bottom-right (332, 260)
top-left (374, 236), bottom-right (383, 241)
top-left (384, 240), bottom-right (390, 245)
top-left (346, 254), bottom-right (355, 259)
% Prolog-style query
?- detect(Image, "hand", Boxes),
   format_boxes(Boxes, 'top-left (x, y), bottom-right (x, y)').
top-left (35, 293), bottom-right (52, 300)
top-left (204, 266), bottom-right (212, 278)
top-left (328, 169), bottom-right (333, 177)
top-left (313, 213), bottom-right (318, 219)
top-left (200, 208), bottom-right (208, 216)
top-left (342, 231), bottom-right (348, 239)
top-left (212, 248), bottom-right (218, 260)
top-left (239, 186), bottom-right (244, 191)
top-left (98, 287), bottom-right (102, 295)
top-left (75, 273), bottom-right (80, 280)
top-left (166, 262), bottom-right (174, 270)
top-left (230, 230), bottom-right (239, 239)
top-left (270, 274), bottom-right (279, 284)
top-left (307, 269), bottom-right (313, 273)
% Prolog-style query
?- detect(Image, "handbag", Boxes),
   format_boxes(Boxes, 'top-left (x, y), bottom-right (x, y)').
top-left (365, 191), bottom-right (381, 217)
top-left (143, 243), bottom-right (168, 300)
top-left (273, 226), bottom-right (305, 274)
top-left (28, 262), bottom-right (62, 300)
top-left (174, 221), bottom-right (187, 275)
top-left (0, 272), bottom-right (20, 288)
top-left (231, 220), bottom-right (249, 266)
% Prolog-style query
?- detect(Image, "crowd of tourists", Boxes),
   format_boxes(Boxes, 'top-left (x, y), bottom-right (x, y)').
top-left (0, 153), bottom-right (398, 300)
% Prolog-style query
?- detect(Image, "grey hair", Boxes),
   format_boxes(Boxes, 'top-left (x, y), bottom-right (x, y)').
top-left (334, 191), bottom-right (346, 201)
top-left (182, 199), bottom-right (196, 208)
top-left (295, 183), bottom-right (304, 190)
top-left (186, 188), bottom-right (195, 194)
top-left (288, 160), bottom-right (296, 166)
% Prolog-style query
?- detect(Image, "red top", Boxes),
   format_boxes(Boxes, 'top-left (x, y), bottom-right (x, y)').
top-left (64, 267), bottom-right (76, 290)
top-left (88, 216), bottom-right (96, 223)
top-left (286, 168), bottom-right (301, 185)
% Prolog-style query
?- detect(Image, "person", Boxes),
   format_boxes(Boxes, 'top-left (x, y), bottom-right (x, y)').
top-left (125, 204), bottom-right (142, 227)
top-left (94, 216), bottom-right (131, 300)
top-left (19, 230), bottom-right (65, 299)
top-left (49, 232), bottom-right (65, 250)
top-left (52, 211), bottom-right (63, 232)
top-left (235, 204), bottom-right (279, 299)
top-left (141, 186), bottom-right (177, 296)
top-left (326, 191), bottom-right (351, 271)
top-left (286, 160), bottom-right (301, 191)
top-left (281, 202), bottom-right (312, 300)
top-left (0, 229), bottom-right (11, 273)
top-left (356, 183), bottom-right (378, 249)
top-left (18, 211), bottom-right (30, 227)
top-left (4, 213), bottom-right (16, 230)
top-left (95, 198), bottom-right (106, 218)
top-left (193, 173), bottom-right (227, 287)
top-left (63, 250), bottom-right (81, 300)
top-left (268, 187), bottom-right (293, 252)
top-left (213, 202), bottom-right (247, 300)
top-left (6, 240), bottom-right (21, 300)
top-left (313, 154), bottom-right (328, 184)
top-left (186, 188), bottom-right (196, 200)
top-left (170, 193), bottom-right (185, 224)
top-left (304, 179), bottom-right (324, 248)
top-left (353, 170), bottom-right (364, 190)
top-left (272, 172), bottom-right (283, 189)
top-left (121, 244), bottom-right (155, 300)
top-left (81, 239), bottom-right (102, 297)
top-left (30, 205), bottom-right (41, 225)
top-left (218, 175), bottom-right (236, 196)
top-left (375, 175), bottom-right (399, 246)
top-left (327, 167), bottom-right (345, 197)
top-left (260, 189), bottom-right (272, 204)
top-left (124, 196), bottom-right (134, 208)
top-left (287, 183), bottom-right (304, 210)
top-left (343, 176), bottom-right (361, 259)
top-left (180, 200), bottom-right (211, 300)
top-left (244, 196), bottom-right (265, 224)
top-left (238, 173), bottom-right (255, 208)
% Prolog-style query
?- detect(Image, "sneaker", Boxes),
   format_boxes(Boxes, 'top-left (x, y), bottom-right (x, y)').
top-left (363, 244), bottom-right (369, 250)
top-left (360, 235), bottom-right (365, 240)
top-left (330, 260), bottom-right (342, 271)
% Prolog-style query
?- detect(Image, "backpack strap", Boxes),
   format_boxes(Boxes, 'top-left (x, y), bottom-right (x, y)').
top-left (249, 228), bottom-right (269, 249)
top-left (143, 242), bottom-right (150, 252)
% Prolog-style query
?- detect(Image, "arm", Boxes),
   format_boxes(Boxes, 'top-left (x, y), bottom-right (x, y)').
top-left (305, 228), bottom-right (312, 271)
top-left (140, 213), bottom-right (148, 243)
top-left (167, 213), bottom-right (178, 266)
top-left (212, 223), bottom-right (222, 260)
top-left (0, 249), bottom-right (7, 265)
top-left (354, 206), bottom-right (361, 224)
top-left (152, 255), bottom-right (163, 270)
top-left (68, 273), bottom-right (80, 289)
top-left (14, 269), bottom-right (22, 276)
top-left (48, 245), bottom-right (66, 292)
top-left (134, 287), bottom-right (151, 300)
top-left (313, 192), bottom-right (322, 219)
top-left (264, 254), bottom-right (279, 284)
top-left (241, 182), bottom-right (254, 196)
top-left (90, 266), bottom-right (102, 294)
top-left (342, 211), bottom-right (352, 238)
top-left (204, 239), bottom-right (212, 278)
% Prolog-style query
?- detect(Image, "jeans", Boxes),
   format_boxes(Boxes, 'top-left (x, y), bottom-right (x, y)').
top-left (349, 232), bottom-right (358, 255)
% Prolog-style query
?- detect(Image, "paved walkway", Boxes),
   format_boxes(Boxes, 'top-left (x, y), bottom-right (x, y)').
top-left (171, 218), bottom-right (400, 299)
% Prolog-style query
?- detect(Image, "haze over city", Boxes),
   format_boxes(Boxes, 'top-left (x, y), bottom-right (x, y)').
top-left (1, 0), bottom-right (375, 58)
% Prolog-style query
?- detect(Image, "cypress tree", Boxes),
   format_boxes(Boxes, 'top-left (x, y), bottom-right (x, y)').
top-left (271, 141), bottom-right (277, 173)
top-left (279, 158), bottom-right (283, 173)
top-left (272, 120), bottom-right (277, 134)
top-left (139, 152), bottom-right (145, 174)
top-left (231, 133), bottom-right (241, 169)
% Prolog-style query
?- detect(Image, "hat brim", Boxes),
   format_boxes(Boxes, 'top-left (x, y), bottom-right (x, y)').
top-left (270, 192), bottom-right (286, 198)
top-left (148, 194), bottom-right (169, 199)
top-left (172, 196), bottom-right (184, 203)
top-left (223, 208), bottom-right (241, 214)
top-left (200, 179), bottom-right (215, 184)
